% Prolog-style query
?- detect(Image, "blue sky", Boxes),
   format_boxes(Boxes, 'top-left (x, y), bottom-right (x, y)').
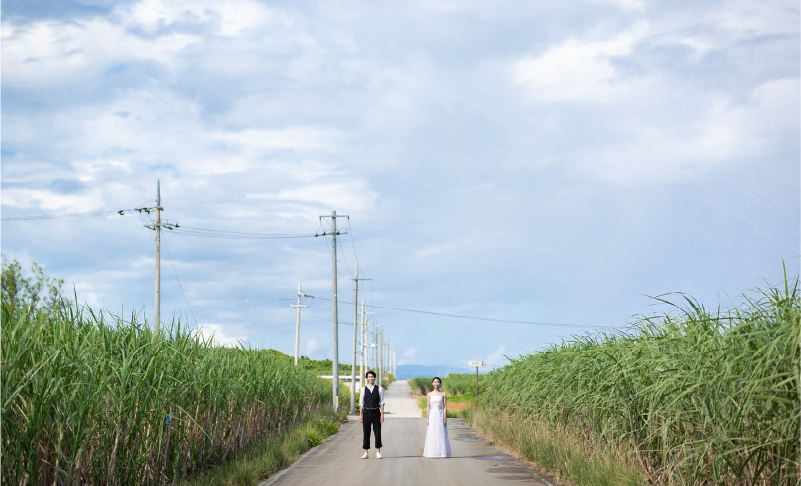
top-left (2, 0), bottom-right (799, 369)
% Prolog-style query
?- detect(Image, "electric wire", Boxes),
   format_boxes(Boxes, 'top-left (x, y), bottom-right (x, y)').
top-left (3, 207), bottom-right (315, 239)
top-left (2, 208), bottom-right (140, 221)
top-left (319, 221), bottom-right (350, 281)
top-left (299, 294), bottom-right (606, 329)
top-left (301, 307), bottom-right (352, 325)
top-left (161, 231), bottom-right (199, 326)
top-left (168, 228), bottom-right (315, 239)
top-left (347, 218), bottom-right (360, 267)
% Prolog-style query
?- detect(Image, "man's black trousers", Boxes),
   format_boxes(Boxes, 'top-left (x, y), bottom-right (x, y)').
top-left (362, 409), bottom-right (382, 450)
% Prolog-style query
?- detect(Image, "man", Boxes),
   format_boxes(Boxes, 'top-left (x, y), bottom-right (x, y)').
top-left (359, 370), bottom-right (384, 459)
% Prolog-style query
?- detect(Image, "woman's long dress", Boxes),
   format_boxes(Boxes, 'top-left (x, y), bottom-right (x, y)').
top-left (423, 396), bottom-right (452, 458)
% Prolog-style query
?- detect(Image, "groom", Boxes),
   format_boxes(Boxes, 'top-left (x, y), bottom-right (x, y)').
top-left (359, 370), bottom-right (384, 459)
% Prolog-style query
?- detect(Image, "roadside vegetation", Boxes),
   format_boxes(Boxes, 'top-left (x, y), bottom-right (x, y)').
top-left (1, 258), bottom-right (336, 485)
top-left (173, 410), bottom-right (343, 486)
top-left (470, 274), bottom-right (799, 485)
top-left (410, 373), bottom-right (483, 396)
top-left (413, 374), bottom-right (481, 418)
top-left (266, 350), bottom-right (394, 405)
top-left (417, 394), bottom-right (475, 419)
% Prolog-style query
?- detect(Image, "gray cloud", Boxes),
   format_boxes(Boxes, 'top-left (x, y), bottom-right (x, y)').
top-left (2, 0), bottom-right (798, 367)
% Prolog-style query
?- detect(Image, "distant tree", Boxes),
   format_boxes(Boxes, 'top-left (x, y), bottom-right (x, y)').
top-left (1, 254), bottom-right (66, 313)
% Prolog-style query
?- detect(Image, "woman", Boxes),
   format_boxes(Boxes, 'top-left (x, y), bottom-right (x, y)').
top-left (423, 376), bottom-right (452, 458)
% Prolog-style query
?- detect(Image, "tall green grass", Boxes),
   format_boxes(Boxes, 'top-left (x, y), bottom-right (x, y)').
top-left (411, 373), bottom-right (483, 396)
top-left (476, 279), bottom-right (800, 485)
top-left (173, 409), bottom-right (342, 486)
top-left (1, 303), bottom-right (331, 485)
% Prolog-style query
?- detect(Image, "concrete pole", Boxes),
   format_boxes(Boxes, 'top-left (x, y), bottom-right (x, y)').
top-left (292, 279), bottom-right (306, 366)
top-left (379, 327), bottom-right (383, 386)
top-left (359, 298), bottom-right (365, 390)
top-left (331, 210), bottom-right (339, 412)
top-left (350, 262), bottom-right (359, 414)
top-left (154, 180), bottom-right (161, 335)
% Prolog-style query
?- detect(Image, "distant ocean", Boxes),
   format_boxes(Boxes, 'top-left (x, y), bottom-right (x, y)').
top-left (395, 364), bottom-right (487, 380)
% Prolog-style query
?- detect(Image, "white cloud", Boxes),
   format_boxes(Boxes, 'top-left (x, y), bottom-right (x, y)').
top-left (1, 19), bottom-right (200, 88)
top-left (588, 0), bottom-right (644, 12)
top-left (485, 345), bottom-right (507, 368)
top-left (1, 188), bottom-right (105, 211)
top-left (305, 338), bottom-right (321, 356)
top-left (126, 0), bottom-right (277, 37)
top-left (511, 22), bottom-right (650, 104)
top-left (1, 0), bottom-right (796, 371)
top-left (584, 78), bottom-right (800, 184)
top-left (193, 323), bottom-right (243, 347)
top-left (398, 347), bottom-right (417, 365)
top-left (415, 246), bottom-right (444, 258)
top-left (251, 181), bottom-right (378, 211)
top-left (212, 127), bottom-right (344, 154)
top-left (718, 0), bottom-right (799, 36)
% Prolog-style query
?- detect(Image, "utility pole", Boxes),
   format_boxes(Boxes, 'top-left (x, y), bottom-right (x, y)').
top-left (291, 279), bottom-right (308, 366)
top-left (141, 180), bottom-right (176, 335)
top-left (351, 263), bottom-right (372, 414)
top-left (154, 181), bottom-right (161, 334)
top-left (370, 322), bottom-right (375, 371)
top-left (379, 327), bottom-right (384, 386)
top-left (359, 298), bottom-right (365, 390)
top-left (316, 211), bottom-right (348, 412)
top-left (361, 301), bottom-right (374, 389)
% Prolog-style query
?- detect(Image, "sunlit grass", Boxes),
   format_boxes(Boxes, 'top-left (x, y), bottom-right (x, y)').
top-left (173, 409), bottom-right (343, 486)
top-left (473, 275), bottom-right (800, 485)
top-left (410, 374), bottom-right (483, 396)
top-left (1, 303), bottom-right (332, 485)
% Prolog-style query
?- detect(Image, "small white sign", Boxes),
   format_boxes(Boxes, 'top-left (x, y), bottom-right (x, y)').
top-left (468, 361), bottom-right (486, 367)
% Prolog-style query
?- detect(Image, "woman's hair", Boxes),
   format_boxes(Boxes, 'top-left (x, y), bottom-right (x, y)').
top-left (366, 370), bottom-right (377, 378)
top-left (432, 376), bottom-right (442, 384)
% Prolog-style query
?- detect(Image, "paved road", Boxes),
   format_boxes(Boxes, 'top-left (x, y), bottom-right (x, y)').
top-left (261, 381), bottom-right (557, 486)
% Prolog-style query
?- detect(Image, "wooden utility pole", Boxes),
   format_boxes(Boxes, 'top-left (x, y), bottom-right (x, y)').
top-left (292, 279), bottom-right (307, 366)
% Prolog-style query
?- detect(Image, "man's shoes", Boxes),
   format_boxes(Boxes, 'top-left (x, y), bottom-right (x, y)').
top-left (376, 451), bottom-right (382, 459)
top-left (361, 452), bottom-right (369, 459)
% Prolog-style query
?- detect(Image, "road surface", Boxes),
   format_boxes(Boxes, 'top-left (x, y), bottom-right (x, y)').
top-left (261, 381), bottom-right (557, 486)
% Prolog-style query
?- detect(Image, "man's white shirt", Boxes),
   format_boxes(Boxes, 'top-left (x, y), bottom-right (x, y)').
top-left (359, 384), bottom-right (385, 408)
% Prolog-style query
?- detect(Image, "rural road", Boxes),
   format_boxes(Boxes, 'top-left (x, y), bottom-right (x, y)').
top-left (261, 381), bottom-right (557, 486)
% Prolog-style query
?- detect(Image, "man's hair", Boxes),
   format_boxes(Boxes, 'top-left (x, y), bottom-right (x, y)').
top-left (366, 370), bottom-right (377, 378)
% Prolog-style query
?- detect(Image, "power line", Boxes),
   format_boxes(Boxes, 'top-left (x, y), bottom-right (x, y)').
top-left (319, 225), bottom-right (350, 281)
top-left (1, 208), bottom-right (139, 221)
top-left (168, 225), bottom-right (314, 239)
top-left (2, 207), bottom-right (316, 239)
top-left (161, 231), bottom-right (198, 326)
top-left (299, 294), bottom-right (606, 329)
top-left (168, 228), bottom-right (315, 239)
top-left (301, 307), bottom-right (353, 325)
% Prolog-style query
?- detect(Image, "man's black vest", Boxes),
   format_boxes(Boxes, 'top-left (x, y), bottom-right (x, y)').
top-left (363, 385), bottom-right (380, 409)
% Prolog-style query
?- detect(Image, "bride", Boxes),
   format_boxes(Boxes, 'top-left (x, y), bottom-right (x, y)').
top-left (423, 377), bottom-right (452, 458)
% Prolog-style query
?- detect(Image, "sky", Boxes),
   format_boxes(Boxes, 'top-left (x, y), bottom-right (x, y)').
top-left (2, 0), bottom-right (799, 370)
